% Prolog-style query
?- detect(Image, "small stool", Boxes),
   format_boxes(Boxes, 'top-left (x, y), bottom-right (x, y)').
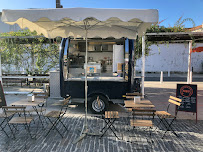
top-left (100, 111), bottom-right (119, 139)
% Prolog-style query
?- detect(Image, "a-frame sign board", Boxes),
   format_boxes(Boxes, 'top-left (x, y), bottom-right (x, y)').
top-left (0, 81), bottom-right (7, 107)
top-left (176, 84), bottom-right (197, 123)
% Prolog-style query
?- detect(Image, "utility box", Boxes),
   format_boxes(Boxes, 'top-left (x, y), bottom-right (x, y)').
top-left (50, 71), bottom-right (60, 98)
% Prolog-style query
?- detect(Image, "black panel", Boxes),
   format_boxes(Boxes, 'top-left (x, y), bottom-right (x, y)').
top-left (176, 84), bottom-right (197, 112)
top-left (59, 38), bottom-right (69, 97)
top-left (63, 80), bottom-right (128, 99)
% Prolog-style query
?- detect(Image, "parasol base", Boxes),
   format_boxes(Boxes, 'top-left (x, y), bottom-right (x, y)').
top-left (73, 125), bottom-right (101, 144)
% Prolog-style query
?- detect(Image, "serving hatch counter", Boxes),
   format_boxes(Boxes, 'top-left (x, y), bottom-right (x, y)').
top-left (67, 76), bottom-right (125, 82)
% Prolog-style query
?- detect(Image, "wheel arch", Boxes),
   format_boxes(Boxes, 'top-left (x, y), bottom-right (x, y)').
top-left (88, 92), bottom-right (110, 102)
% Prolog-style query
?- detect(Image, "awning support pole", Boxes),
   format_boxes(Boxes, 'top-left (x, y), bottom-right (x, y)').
top-left (187, 40), bottom-right (192, 84)
top-left (141, 34), bottom-right (145, 98)
top-left (0, 53), bottom-right (2, 83)
top-left (84, 23), bottom-right (88, 132)
top-left (73, 20), bottom-right (101, 144)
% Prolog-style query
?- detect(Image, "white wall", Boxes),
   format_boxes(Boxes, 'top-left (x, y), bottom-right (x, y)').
top-left (136, 43), bottom-right (203, 73)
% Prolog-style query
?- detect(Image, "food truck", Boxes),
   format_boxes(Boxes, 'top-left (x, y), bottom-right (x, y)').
top-left (59, 38), bottom-right (140, 113)
top-left (1, 8), bottom-right (158, 114)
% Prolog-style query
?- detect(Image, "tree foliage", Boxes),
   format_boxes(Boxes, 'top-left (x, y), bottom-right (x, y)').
top-left (0, 29), bottom-right (61, 74)
top-left (135, 16), bottom-right (196, 59)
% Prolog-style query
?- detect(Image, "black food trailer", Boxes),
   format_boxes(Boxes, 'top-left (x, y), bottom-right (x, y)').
top-left (59, 38), bottom-right (140, 113)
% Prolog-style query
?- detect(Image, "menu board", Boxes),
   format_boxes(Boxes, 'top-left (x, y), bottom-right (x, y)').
top-left (176, 84), bottom-right (197, 112)
top-left (0, 81), bottom-right (6, 107)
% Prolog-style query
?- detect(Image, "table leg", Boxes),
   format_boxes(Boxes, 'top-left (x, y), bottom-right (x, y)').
top-left (32, 106), bottom-right (45, 129)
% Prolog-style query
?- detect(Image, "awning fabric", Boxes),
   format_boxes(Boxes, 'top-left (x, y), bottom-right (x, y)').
top-left (2, 8), bottom-right (158, 39)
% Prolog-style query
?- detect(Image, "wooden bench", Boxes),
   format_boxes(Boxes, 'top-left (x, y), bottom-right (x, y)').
top-left (32, 74), bottom-right (49, 86)
top-left (3, 74), bottom-right (28, 87)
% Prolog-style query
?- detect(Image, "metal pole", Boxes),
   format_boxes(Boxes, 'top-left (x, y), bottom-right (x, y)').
top-left (160, 71), bottom-right (163, 83)
top-left (190, 71), bottom-right (192, 84)
top-left (187, 41), bottom-right (192, 84)
top-left (0, 53), bottom-right (2, 83)
top-left (73, 21), bottom-right (101, 144)
top-left (85, 25), bottom-right (88, 131)
top-left (168, 68), bottom-right (170, 77)
top-left (141, 34), bottom-right (145, 98)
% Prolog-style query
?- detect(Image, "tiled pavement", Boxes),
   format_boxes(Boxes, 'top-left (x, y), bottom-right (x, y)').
top-left (1, 81), bottom-right (203, 152)
top-left (0, 113), bottom-right (202, 152)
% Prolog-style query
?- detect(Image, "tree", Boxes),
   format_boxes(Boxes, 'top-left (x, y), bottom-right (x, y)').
top-left (0, 29), bottom-right (61, 74)
top-left (135, 16), bottom-right (196, 59)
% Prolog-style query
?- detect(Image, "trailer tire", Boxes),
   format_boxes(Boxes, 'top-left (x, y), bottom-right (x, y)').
top-left (88, 95), bottom-right (109, 114)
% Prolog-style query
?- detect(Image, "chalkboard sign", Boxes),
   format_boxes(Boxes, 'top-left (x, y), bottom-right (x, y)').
top-left (176, 84), bottom-right (197, 112)
top-left (0, 81), bottom-right (7, 107)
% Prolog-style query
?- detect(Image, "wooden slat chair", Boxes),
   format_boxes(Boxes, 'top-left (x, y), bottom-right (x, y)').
top-left (131, 108), bottom-right (156, 118)
top-left (2, 106), bottom-right (35, 139)
top-left (25, 92), bottom-right (49, 126)
top-left (30, 92), bottom-right (48, 113)
top-left (155, 96), bottom-right (182, 138)
top-left (100, 111), bottom-right (120, 139)
top-left (44, 96), bottom-right (71, 138)
top-left (126, 103), bottom-right (156, 145)
top-left (33, 92), bottom-right (49, 107)
top-left (0, 110), bottom-right (15, 137)
top-left (130, 118), bottom-right (154, 145)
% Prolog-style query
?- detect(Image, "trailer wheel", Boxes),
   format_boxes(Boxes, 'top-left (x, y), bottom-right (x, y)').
top-left (88, 95), bottom-right (109, 114)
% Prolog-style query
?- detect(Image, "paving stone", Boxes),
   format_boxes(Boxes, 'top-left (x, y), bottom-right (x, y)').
top-left (0, 109), bottom-right (202, 152)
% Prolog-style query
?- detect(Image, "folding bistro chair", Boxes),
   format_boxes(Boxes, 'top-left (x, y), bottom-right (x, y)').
top-left (33, 91), bottom-right (49, 107)
top-left (0, 109), bottom-right (15, 137)
top-left (129, 108), bottom-right (155, 146)
top-left (27, 92), bottom-right (48, 125)
top-left (130, 119), bottom-right (154, 146)
top-left (155, 96), bottom-right (182, 138)
top-left (2, 106), bottom-right (35, 139)
top-left (44, 96), bottom-right (71, 138)
top-left (100, 111), bottom-right (120, 139)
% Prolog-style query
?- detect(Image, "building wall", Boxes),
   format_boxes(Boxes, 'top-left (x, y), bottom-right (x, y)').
top-left (136, 43), bottom-right (203, 73)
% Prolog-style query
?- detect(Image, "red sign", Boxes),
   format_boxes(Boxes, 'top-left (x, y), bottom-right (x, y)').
top-left (180, 85), bottom-right (193, 97)
top-left (192, 47), bottom-right (203, 53)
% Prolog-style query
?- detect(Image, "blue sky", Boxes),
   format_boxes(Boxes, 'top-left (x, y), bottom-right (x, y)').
top-left (0, 0), bottom-right (202, 28)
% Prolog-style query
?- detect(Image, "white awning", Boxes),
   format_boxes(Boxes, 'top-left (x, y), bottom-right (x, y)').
top-left (2, 8), bottom-right (158, 39)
